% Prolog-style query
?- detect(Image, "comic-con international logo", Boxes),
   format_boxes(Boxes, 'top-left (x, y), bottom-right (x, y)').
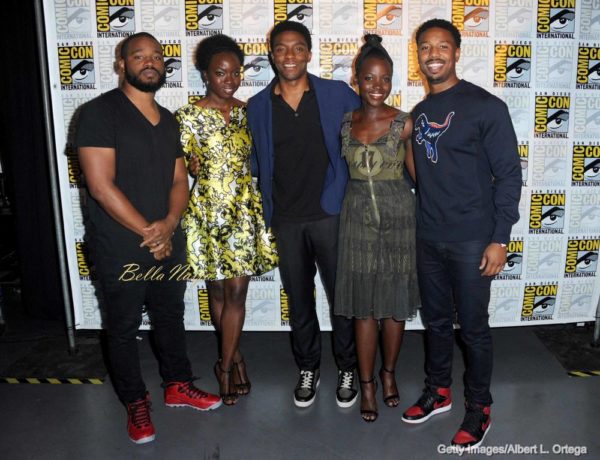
top-left (494, 0), bottom-right (535, 38)
top-left (496, 239), bottom-right (524, 280)
top-left (75, 241), bottom-right (92, 280)
top-left (407, 40), bottom-right (423, 87)
top-left (451, 0), bottom-right (490, 37)
top-left (57, 44), bottom-right (95, 90)
top-left (320, 40), bottom-right (359, 83)
top-left (494, 42), bottom-right (532, 88)
top-left (230, 0), bottom-right (269, 36)
top-left (96, 0), bottom-right (135, 38)
top-left (579, 0), bottom-right (600, 41)
top-left (529, 191), bottom-right (566, 233)
top-left (67, 145), bottom-right (83, 188)
top-left (55, 0), bottom-right (91, 37)
top-left (185, 0), bottom-right (223, 36)
top-left (519, 143), bottom-right (529, 186)
top-left (536, 0), bottom-right (576, 39)
top-left (197, 287), bottom-right (212, 326)
top-left (576, 45), bottom-right (600, 89)
top-left (521, 283), bottom-right (558, 321)
top-left (274, 0), bottom-right (314, 29)
top-left (363, 0), bottom-right (403, 35)
top-left (160, 41), bottom-right (182, 88)
top-left (238, 41), bottom-right (271, 87)
top-left (280, 287), bottom-right (290, 327)
top-left (565, 238), bottom-right (599, 277)
top-left (534, 94), bottom-right (570, 138)
top-left (572, 143), bottom-right (600, 186)
top-left (140, 0), bottom-right (181, 34)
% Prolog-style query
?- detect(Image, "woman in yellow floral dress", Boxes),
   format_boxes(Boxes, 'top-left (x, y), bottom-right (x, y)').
top-left (175, 35), bottom-right (277, 406)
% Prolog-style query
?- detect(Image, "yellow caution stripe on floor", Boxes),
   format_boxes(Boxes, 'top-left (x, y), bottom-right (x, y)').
top-left (567, 370), bottom-right (600, 378)
top-left (0, 377), bottom-right (104, 384)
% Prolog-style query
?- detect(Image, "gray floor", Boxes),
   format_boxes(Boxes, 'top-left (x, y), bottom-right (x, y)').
top-left (0, 327), bottom-right (598, 460)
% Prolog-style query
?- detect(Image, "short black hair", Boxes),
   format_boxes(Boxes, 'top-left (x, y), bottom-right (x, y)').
top-left (354, 34), bottom-right (393, 76)
top-left (119, 32), bottom-right (160, 59)
top-left (269, 20), bottom-right (312, 51)
top-left (194, 34), bottom-right (244, 76)
top-left (415, 18), bottom-right (462, 48)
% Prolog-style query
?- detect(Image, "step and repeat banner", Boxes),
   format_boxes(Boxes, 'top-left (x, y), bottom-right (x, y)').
top-left (43, 0), bottom-right (599, 330)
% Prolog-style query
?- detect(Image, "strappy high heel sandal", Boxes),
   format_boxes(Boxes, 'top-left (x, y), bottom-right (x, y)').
top-left (359, 377), bottom-right (378, 422)
top-left (232, 358), bottom-right (251, 396)
top-left (379, 367), bottom-right (400, 408)
top-left (214, 360), bottom-right (238, 406)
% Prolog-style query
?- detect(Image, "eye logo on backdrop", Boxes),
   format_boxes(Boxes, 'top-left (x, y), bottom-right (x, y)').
top-left (230, 0), bottom-right (269, 36)
top-left (529, 190), bottom-right (566, 233)
top-left (576, 45), bottom-right (600, 89)
top-left (536, 0), bottom-right (576, 39)
top-left (57, 43), bottom-right (96, 90)
top-left (519, 142), bottom-right (529, 185)
top-left (532, 142), bottom-right (567, 186)
top-left (571, 143), bottom-right (600, 185)
top-left (451, 0), bottom-right (490, 37)
top-left (141, 0), bottom-right (181, 35)
top-left (160, 41), bottom-right (183, 88)
top-left (521, 283), bottom-right (558, 321)
top-left (238, 40), bottom-right (271, 86)
top-left (496, 238), bottom-right (524, 280)
top-left (185, 0), bottom-right (224, 36)
top-left (534, 93), bottom-right (571, 138)
top-left (494, 0), bottom-right (534, 38)
top-left (535, 41), bottom-right (573, 88)
top-left (96, 0), bottom-right (135, 37)
top-left (565, 238), bottom-right (599, 277)
top-left (319, 39), bottom-right (359, 84)
top-left (197, 287), bottom-right (212, 326)
top-left (319, 0), bottom-right (359, 36)
top-left (55, 0), bottom-right (92, 38)
top-left (363, 0), bottom-right (403, 35)
top-left (274, 0), bottom-right (314, 30)
top-left (494, 42), bottom-right (532, 88)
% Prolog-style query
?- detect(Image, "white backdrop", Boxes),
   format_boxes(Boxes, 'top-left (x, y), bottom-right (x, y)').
top-left (43, 0), bottom-right (600, 330)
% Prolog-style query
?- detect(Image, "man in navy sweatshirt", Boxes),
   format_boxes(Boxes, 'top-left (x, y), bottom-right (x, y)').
top-left (401, 19), bottom-right (522, 451)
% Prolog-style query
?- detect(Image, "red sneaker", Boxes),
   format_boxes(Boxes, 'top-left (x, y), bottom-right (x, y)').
top-left (401, 386), bottom-right (452, 424)
top-left (164, 381), bottom-right (222, 411)
top-left (126, 393), bottom-right (155, 444)
top-left (451, 403), bottom-right (492, 450)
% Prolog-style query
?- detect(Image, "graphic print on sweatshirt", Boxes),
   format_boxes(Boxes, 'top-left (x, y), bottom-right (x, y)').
top-left (414, 112), bottom-right (455, 163)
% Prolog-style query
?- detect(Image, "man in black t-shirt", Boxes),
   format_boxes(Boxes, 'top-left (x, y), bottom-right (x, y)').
top-left (76, 32), bottom-right (221, 445)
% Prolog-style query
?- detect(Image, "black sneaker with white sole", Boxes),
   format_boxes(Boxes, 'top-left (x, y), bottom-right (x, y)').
top-left (336, 369), bottom-right (358, 408)
top-left (294, 369), bottom-right (320, 407)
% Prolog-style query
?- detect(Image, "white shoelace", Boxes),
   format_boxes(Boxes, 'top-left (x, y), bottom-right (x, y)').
top-left (299, 370), bottom-right (315, 388)
top-left (339, 371), bottom-right (354, 389)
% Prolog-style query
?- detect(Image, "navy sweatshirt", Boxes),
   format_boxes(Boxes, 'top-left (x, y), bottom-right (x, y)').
top-left (411, 80), bottom-right (522, 244)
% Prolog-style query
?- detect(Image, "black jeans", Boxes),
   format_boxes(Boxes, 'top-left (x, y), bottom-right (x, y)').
top-left (416, 239), bottom-right (493, 406)
top-left (95, 250), bottom-right (193, 404)
top-left (272, 215), bottom-right (356, 371)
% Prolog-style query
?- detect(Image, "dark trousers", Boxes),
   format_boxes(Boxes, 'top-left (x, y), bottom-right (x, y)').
top-left (95, 251), bottom-right (193, 404)
top-left (416, 239), bottom-right (493, 406)
top-left (272, 215), bottom-right (356, 371)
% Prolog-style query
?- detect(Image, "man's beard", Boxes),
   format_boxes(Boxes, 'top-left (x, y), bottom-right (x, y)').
top-left (124, 65), bottom-right (166, 93)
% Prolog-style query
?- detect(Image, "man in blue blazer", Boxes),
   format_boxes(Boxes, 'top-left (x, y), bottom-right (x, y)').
top-left (247, 21), bottom-right (360, 408)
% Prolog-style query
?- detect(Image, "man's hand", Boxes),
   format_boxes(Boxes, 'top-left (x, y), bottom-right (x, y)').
top-left (140, 217), bottom-right (177, 250)
top-left (152, 239), bottom-right (173, 261)
top-left (188, 155), bottom-right (200, 177)
top-left (479, 243), bottom-right (507, 277)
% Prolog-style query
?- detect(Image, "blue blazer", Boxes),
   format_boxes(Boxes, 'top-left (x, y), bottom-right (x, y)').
top-left (247, 73), bottom-right (360, 227)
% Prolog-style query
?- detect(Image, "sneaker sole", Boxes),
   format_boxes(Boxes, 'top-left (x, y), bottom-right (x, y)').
top-left (401, 403), bottom-right (452, 424)
top-left (130, 433), bottom-right (155, 444)
top-left (165, 400), bottom-right (223, 411)
top-left (336, 392), bottom-right (358, 408)
top-left (452, 421), bottom-right (492, 451)
top-left (294, 379), bottom-right (320, 408)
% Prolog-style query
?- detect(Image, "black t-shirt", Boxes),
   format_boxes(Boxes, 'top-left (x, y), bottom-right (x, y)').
top-left (75, 88), bottom-right (184, 261)
top-left (271, 84), bottom-right (329, 223)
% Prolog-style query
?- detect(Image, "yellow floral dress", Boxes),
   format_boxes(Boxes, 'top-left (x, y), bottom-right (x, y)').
top-left (175, 103), bottom-right (278, 280)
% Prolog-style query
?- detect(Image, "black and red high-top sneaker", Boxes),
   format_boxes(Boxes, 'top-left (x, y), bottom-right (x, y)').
top-left (451, 402), bottom-right (492, 450)
top-left (401, 385), bottom-right (452, 424)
